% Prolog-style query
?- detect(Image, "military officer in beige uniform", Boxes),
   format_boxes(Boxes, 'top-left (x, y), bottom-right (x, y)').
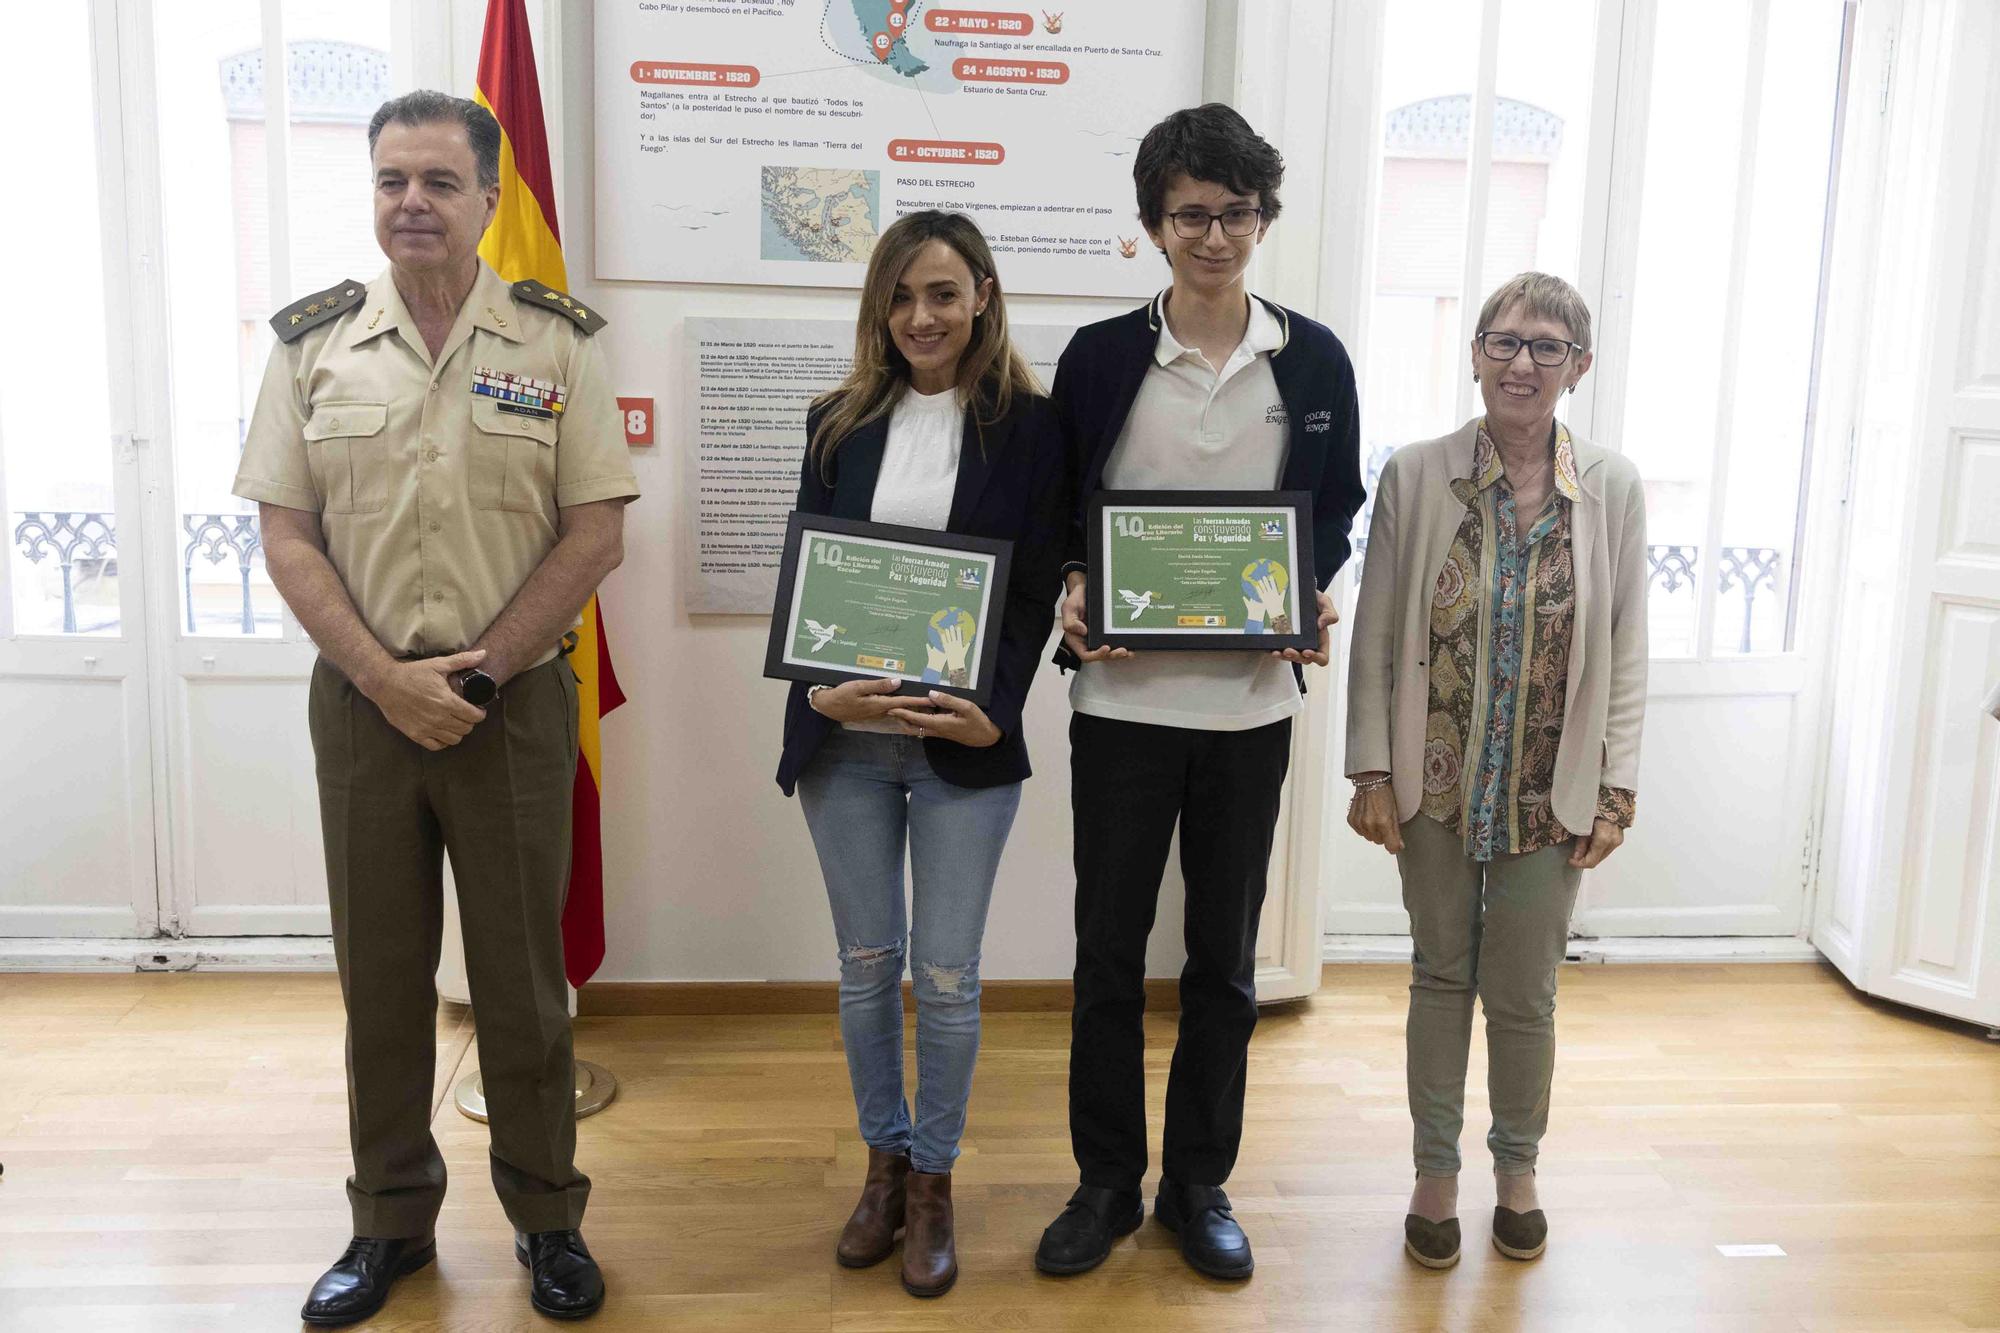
top-left (232, 91), bottom-right (638, 1326)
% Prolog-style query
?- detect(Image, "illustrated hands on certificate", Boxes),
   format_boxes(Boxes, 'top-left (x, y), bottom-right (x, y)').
top-left (923, 642), bottom-right (948, 683)
top-left (939, 622), bottom-right (970, 686)
top-left (1253, 574), bottom-right (1291, 629)
top-left (1270, 588), bottom-right (1338, 666)
top-left (1061, 571), bottom-right (1134, 663)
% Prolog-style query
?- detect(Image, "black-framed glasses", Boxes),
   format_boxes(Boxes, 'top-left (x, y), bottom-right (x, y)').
top-left (1166, 207), bottom-right (1264, 239)
top-left (1476, 331), bottom-right (1582, 367)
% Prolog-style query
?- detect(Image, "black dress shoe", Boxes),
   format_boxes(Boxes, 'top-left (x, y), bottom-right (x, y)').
top-left (1033, 1185), bottom-right (1144, 1275)
top-left (299, 1235), bottom-right (436, 1326)
top-left (514, 1229), bottom-right (606, 1320)
top-left (1154, 1180), bottom-right (1253, 1280)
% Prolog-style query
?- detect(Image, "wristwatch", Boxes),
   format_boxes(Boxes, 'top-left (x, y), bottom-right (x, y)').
top-left (457, 668), bottom-right (498, 707)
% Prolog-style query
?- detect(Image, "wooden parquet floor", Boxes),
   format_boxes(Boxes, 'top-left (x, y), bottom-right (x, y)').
top-left (1, 963), bottom-right (1997, 1331)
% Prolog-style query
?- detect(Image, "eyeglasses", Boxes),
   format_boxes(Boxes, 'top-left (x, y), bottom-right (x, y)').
top-left (1166, 207), bottom-right (1264, 239)
top-left (1476, 331), bottom-right (1582, 367)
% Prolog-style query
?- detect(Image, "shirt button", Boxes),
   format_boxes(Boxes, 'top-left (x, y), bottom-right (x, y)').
top-left (327, 416), bottom-right (342, 430)
top-left (429, 590), bottom-right (444, 602)
top-left (429, 381), bottom-right (439, 393)
top-left (425, 450), bottom-right (438, 463)
top-left (428, 521), bottom-right (442, 534)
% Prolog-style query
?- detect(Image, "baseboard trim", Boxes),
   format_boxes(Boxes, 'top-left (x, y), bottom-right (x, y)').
top-left (1321, 933), bottom-right (1825, 965)
top-left (0, 936), bottom-right (338, 972)
top-left (577, 977), bottom-right (1183, 1016)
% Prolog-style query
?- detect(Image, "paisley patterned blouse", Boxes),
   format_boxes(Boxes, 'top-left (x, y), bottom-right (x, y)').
top-left (1421, 420), bottom-right (1637, 860)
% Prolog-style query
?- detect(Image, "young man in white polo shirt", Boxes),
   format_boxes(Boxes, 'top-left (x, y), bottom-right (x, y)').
top-left (1033, 103), bottom-right (1366, 1282)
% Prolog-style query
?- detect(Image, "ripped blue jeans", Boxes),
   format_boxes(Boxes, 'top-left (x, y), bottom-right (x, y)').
top-left (796, 728), bottom-right (1021, 1174)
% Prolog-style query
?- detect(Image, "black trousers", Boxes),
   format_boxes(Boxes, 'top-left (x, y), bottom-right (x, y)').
top-left (1067, 711), bottom-right (1293, 1193)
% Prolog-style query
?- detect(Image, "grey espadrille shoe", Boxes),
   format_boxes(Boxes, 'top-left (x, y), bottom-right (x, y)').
top-left (1403, 1214), bottom-right (1461, 1268)
top-left (1491, 1205), bottom-right (1547, 1260)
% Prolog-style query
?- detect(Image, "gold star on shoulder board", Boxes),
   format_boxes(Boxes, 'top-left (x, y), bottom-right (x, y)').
top-left (574, 307), bottom-right (589, 319)
top-left (324, 296), bottom-right (339, 308)
top-left (545, 290), bottom-right (560, 300)
top-left (304, 302), bottom-right (321, 315)
top-left (289, 313), bottom-right (303, 326)
top-left (560, 297), bottom-right (575, 309)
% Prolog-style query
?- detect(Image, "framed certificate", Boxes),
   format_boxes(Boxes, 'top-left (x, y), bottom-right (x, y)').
top-left (1086, 490), bottom-right (1317, 652)
top-left (764, 513), bottom-right (1013, 706)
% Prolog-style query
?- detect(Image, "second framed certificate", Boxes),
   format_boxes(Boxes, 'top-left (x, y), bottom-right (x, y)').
top-left (764, 513), bottom-right (1013, 706)
top-left (1086, 490), bottom-right (1317, 652)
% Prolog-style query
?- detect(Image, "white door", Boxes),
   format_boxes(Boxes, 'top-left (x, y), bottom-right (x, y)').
top-left (0, 1), bottom-right (406, 942)
top-left (0, 2), bottom-right (160, 938)
top-left (1317, 0), bottom-right (1854, 941)
top-left (138, 4), bottom-right (401, 936)
top-left (1812, 0), bottom-right (2000, 1027)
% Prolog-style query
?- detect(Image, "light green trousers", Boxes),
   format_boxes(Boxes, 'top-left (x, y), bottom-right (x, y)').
top-left (1397, 813), bottom-right (1582, 1177)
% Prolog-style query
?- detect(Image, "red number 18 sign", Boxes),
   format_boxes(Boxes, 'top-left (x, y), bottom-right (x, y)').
top-left (617, 397), bottom-right (655, 446)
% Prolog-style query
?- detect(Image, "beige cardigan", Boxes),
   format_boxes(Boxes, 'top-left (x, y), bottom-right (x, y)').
top-left (1344, 418), bottom-right (1649, 834)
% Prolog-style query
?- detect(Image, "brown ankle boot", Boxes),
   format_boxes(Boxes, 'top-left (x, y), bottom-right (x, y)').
top-left (900, 1169), bottom-right (957, 1297)
top-left (835, 1147), bottom-right (910, 1268)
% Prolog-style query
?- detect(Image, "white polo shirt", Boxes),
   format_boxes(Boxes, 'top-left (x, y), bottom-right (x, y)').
top-left (1070, 294), bottom-right (1305, 732)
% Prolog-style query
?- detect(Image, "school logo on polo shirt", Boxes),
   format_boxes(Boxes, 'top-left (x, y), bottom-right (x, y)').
top-left (1302, 409), bottom-right (1332, 433)
top-left (1265, 403), bottom-right (1289, 426)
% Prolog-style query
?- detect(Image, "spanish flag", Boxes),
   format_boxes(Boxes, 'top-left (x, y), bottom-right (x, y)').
top-left (476, 0), bottom-right (625, 989)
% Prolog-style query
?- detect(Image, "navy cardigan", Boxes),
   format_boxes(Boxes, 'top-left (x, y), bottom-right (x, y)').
top-left (1049, 292), bottom-right (1367, 676)
top-left (774, 390), bottom-right (1068, 795)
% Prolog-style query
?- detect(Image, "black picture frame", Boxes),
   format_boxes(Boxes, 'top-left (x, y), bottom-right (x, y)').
top-left (764, 511), bottom-right (1014, 707)
top-left (1086, 489), bottom-right (1318, 652)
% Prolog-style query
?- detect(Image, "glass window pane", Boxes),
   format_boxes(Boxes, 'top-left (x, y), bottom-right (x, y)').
top-left (1712, 0), bottom-right (1845, 655)
top-left (1481, 0), bottom-right (1598, 299)
top-left (1618, 0), bottom-right (1754, 657)
top-left (1, 6), bottom-right (120, 636)
top-left (155, 3), bottom-right (392, 637)
top-left (1357, 0), bottom-right (1482, 580)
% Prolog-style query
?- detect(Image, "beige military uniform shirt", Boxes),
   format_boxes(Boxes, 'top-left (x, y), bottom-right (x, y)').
top-left (233, 262), bottom-right (640, 664)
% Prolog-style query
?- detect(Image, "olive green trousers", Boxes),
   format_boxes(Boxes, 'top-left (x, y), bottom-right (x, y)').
top-left (308, 654), bottom-right (588, 1237)
top-left (1397, 812), bottom-right (1583, 1178)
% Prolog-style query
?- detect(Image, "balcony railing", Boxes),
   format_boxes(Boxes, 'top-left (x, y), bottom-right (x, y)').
top-left (12, 511), bottom-right (118, 634)
top-left (1346, 537), bottom-right (1784, 653)
top-left (182, 513), bottom-right (265, 634)
top-left (11, 510), bottom-right (272, 636)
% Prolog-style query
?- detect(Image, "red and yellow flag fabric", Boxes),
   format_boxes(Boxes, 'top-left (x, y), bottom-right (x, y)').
top-left (476, 0), bottom-right (625, 989)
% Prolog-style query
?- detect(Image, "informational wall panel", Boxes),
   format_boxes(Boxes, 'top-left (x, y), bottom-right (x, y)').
top-left (682, 316), bottom-right (1073, 613)
top-left (596, 1), bottom-right (1206, 294)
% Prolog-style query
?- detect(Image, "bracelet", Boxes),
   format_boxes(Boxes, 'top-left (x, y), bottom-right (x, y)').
top-left (806, 683), bottom-right (829, 712)
top-left (1350, 774), bottom-right (1391, 793)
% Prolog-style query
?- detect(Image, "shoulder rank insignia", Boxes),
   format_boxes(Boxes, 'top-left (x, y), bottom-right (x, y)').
top-left (512, 280), bottom-right (607, 335)
top-left (270, 280), bottom-right (367, 343)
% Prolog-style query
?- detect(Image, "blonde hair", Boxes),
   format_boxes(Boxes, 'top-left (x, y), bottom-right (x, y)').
top-left (809, 211), bottom-right (1042, 472)
top-left (1476, 272), bottom-right (1594, 354)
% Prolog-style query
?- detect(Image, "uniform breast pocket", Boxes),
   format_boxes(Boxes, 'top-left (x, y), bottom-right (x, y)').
top-left (302, 401), bottom-right (388, 514)
top-left (470, 399), bottom-right (558, 514)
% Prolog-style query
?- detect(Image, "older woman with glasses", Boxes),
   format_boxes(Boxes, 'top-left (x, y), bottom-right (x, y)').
top-left (1345, 272), bottom-right (1648, 1269)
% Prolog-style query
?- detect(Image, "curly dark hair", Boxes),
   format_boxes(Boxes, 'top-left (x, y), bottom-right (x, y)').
top-left (1132, 103), bottom-right (1285, 232)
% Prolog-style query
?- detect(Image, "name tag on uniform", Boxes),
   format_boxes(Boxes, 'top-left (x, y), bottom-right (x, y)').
top-left (473, 367), bottom-right (567, 420)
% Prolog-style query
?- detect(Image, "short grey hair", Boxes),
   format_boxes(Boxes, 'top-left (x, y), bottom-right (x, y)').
top-left (366, 91), bottom-right (502, 191)
top-left (1476, 272), bottom-right (1594, 354)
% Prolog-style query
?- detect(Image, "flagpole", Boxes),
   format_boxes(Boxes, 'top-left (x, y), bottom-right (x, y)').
top-left (454, 0), bottom-right (622, 1125)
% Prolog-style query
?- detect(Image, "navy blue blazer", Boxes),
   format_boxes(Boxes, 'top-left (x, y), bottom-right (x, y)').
top-left (775, 390), bottom-right (1068, 795)
top-left (1049, 292), bottom-right (1367, 676)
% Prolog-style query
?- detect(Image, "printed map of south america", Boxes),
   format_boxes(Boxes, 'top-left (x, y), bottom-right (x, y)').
top-left (850, 0), bottom-right (928, 76)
